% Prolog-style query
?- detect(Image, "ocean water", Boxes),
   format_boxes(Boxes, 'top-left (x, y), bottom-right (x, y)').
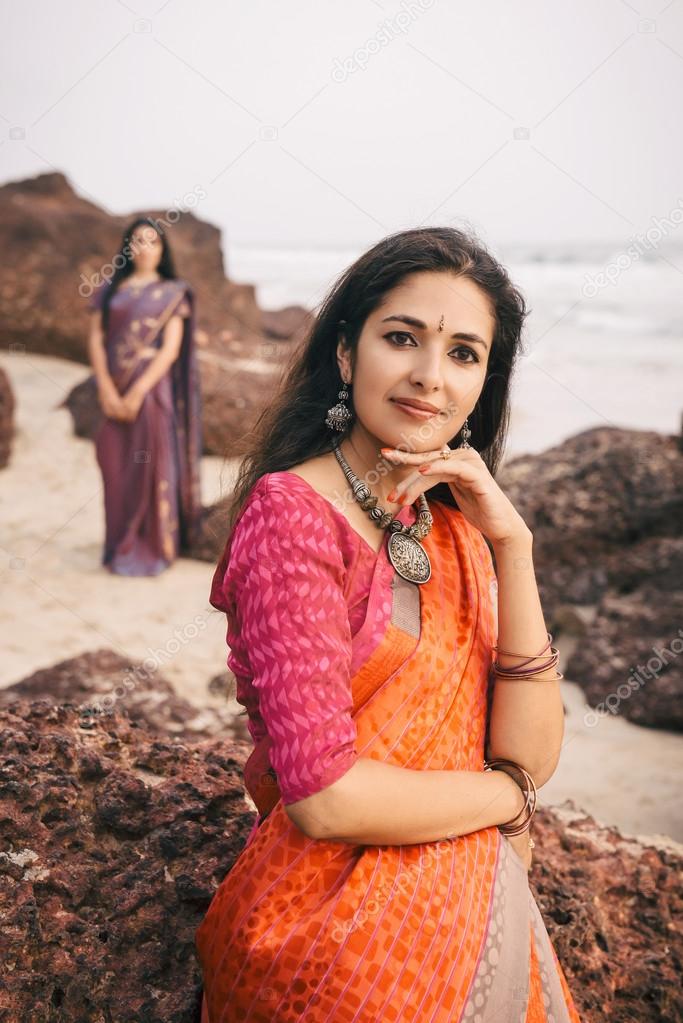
top-left (228, 244), bottom-right (683, 461)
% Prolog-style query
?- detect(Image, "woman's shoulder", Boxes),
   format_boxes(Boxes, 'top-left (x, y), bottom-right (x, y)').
top-left (246, 466), bottom-right (338, 526)
top-left (233, 465), bottom-right (354, 557)
top-left (251, 454), bottom-right (335, 501)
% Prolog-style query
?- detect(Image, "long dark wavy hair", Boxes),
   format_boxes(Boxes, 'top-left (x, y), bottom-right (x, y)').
top-left (225, 226), bottom-right (529, 536)
top-left (101, 216), bottom-right (177, 330)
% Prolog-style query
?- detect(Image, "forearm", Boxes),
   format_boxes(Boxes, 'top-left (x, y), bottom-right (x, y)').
top-left (300, 756), bottom-right (525, 846)
top-left (128, 313), bottom-right (184, 398)
top-left (486, 531), bottom-right (565, 785)
top-left (126, 348), bottom-right (177, 398)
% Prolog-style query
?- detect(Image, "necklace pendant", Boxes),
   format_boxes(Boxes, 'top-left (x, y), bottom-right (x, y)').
top-left (387, 531), bottom-right (431, 584)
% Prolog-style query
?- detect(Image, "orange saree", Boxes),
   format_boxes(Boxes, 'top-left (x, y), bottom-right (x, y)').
top-left (195, 494), bottom-right (582, 1022)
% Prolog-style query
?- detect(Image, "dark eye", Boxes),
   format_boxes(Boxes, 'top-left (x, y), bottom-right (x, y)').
top-left (385, 331), bottom-right (414, 347)
top-left (385, 332), bottom-right (479, 364)
top-left (452, 346), bottom-right (479, 364)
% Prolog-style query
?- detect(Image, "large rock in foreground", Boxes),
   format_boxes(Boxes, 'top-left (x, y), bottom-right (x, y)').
top-left (0, 701), bottom-right (255, 1023)
top-left (1, 701), bottom-right (681, 1022)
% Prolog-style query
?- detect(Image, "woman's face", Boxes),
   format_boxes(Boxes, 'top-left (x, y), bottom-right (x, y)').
top-left (129, 224), bottom-right (163, 272)
top-left (337, 270), bottom-right (495, 460)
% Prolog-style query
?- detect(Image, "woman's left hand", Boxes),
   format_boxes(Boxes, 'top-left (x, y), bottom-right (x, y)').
top-left (381, 445), bottom-right (530, 548)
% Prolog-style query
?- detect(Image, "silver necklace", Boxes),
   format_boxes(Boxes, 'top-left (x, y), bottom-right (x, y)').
top-left (331, 435), bottom-right (433, 584)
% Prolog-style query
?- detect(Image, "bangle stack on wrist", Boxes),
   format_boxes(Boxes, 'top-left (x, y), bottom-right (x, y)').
top-left (484, 758), bottom-right (538, 836)
top-left (492, 631), bottom-right (564, 682)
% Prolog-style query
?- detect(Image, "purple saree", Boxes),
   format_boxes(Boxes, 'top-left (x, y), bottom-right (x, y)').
top-left (88, 277), bottom-right (203, 575)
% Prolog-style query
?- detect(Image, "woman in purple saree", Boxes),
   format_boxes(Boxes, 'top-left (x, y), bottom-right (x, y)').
top-left (86, 217), bottom-right (203, 576)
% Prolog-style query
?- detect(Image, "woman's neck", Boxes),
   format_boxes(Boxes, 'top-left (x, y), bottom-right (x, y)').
top-left (128, 270), bottom-right (161, 283)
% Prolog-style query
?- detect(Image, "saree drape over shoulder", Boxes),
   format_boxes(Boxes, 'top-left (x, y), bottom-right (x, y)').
top-left (88, 276), bottom-right (202, 575)
top-left (196, 472), bottom-right (582, 1023)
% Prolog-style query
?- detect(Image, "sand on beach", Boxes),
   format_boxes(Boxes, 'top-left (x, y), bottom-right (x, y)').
top-left (1, 349), bottom-right (682, 846)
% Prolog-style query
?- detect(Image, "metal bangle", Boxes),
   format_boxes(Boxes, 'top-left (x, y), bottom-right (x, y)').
top-left (484, 758), bottom-right (538, 835)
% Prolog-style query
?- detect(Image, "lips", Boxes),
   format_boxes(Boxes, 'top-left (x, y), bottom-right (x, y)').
top-left (391, 398), bottom-right (441, 419)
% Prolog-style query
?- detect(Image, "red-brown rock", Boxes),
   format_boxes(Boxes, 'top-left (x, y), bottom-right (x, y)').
top-left (496, 425), bottom-right (683, 731)
top-left (261, 305), bottom-right (313, 345)
top-left (0, 366), bottom-right (15, 468)
top-left (0, 648), bottom-right (248, 745)
top-left (0, 701), bottom-right (255, 1023)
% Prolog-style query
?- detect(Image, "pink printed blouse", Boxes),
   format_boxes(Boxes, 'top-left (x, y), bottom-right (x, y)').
top-left (209, 471), bottom-right (419, 807)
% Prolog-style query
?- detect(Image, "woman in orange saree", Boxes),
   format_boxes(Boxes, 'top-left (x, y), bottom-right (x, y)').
top-left (195, 226), bottom-right (583, 1022)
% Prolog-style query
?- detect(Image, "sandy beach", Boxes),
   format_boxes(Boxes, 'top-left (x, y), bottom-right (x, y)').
top-left (1, 349), bottom-right (682, 847)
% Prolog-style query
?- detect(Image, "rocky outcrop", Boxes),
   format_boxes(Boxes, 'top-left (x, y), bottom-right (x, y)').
top-left (0, 700), bottom-right (680, 1022)
top-left (0, 701), bottom-right (254, 1023)
top-left (194, 347), bottom-right (281, 458)
top-left (261, 304), bottom-right (313, 345)
top-left (0, 366), bottom-right (15, 468)
top-left (187, 493), bottom-right (233, 565)
top-left (496, 425), bottom-right (683, 731)
top-left (0, 648), bottom-right (248, 745)
top-left (527, 800), bottom-right (682, 1023)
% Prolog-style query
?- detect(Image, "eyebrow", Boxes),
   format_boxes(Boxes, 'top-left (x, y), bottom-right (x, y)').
top-left (380, 314), bottom-right (489, 350)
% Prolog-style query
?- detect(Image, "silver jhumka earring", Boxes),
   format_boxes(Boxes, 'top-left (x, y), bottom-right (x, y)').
top-left (325, 378), bottom-right (353, 432)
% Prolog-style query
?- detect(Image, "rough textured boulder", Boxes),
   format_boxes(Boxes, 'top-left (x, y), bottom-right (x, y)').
top-left (0, 701), bottom-right (254, 1023)
top-left (60, 373), bottom-right (103, 443)
top-left (0, 701), bottom-right (681, 1022)
top-left (0, 366), bottom-right (15, 468)
top-left (562, 543), bottom-right (683, 731)
top-left (261, 305), bottom-right (314, 345)
top-left (0, 648), bottom-right (248, 745)
top-left (187, 494), bottom-right (233, 565)
top-left (192, 347), bottom-right (282, 458)
top-left (527, 801), bottom-right (683, 1023)
top-left (496, 425), bottom-right (682, 608)
top-left (496, 425), bottom-right (683, 730)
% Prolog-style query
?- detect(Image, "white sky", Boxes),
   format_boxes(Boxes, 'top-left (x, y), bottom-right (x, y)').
top-left (1, 0), bottom-right (683, 251)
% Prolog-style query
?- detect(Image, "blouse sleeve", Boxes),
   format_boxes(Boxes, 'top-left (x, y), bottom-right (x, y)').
top-left (217, 479), bottom-right (359, 806)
